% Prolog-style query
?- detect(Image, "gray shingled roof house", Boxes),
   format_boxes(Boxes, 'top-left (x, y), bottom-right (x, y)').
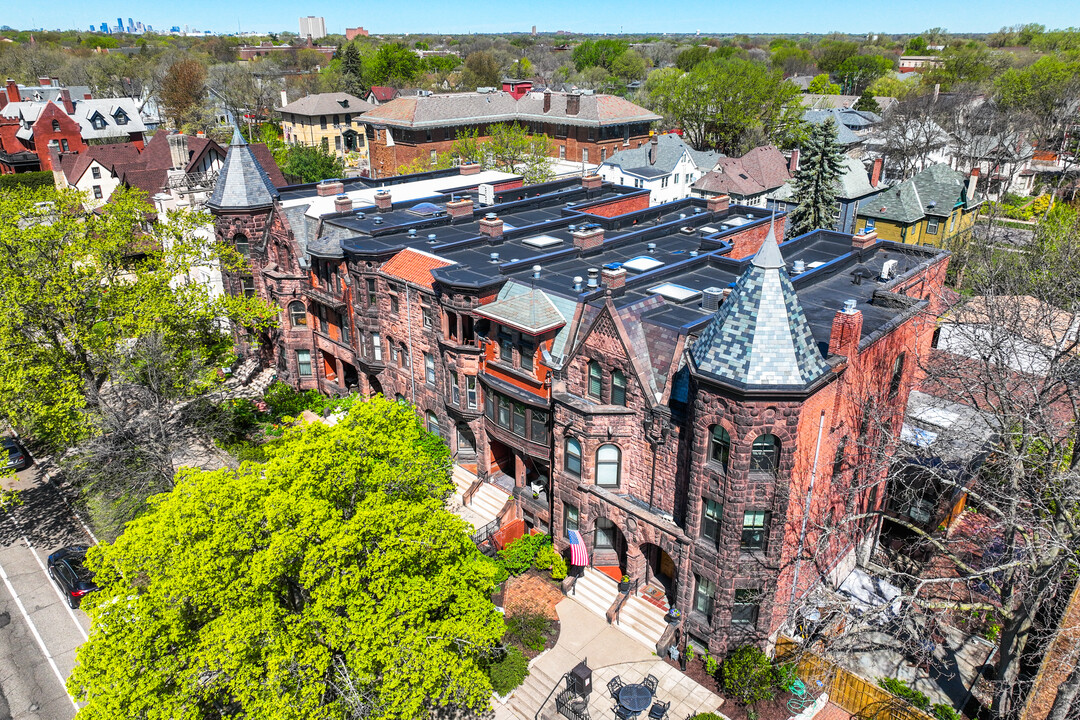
top-left (602, 133), bottom-right (721, 178)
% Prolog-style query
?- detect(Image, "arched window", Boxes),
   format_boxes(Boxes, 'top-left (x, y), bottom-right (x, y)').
top-left (750, 434), bottom-right (780, 474)
top-left (709, 425), bottom-right (731, 469)
top-left (288, 301), bottom-right (307, 327)
top-left (587, 360), bottom-right (602, 400)
top-left (426, 410), bottom-right (440, 438)
top-left (51, 120), bottom-right (60, 132)
top-left (596, 444), bottom-right (621, 487)
top-left (233, 233), bottom-right (250, 259)
top-left (611, 370), bottom-right (627, 406)
top-left (564, 437), bottom-right (582, 476)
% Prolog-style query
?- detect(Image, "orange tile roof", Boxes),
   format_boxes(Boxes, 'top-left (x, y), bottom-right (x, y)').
top-left (379, 248), bottom-right (454, 289)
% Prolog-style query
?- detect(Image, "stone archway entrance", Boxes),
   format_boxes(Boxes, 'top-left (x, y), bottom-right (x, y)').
top-left (642, 543), bottom-right (676, 603)
top-left (593, 518), bottom-right (628, 576)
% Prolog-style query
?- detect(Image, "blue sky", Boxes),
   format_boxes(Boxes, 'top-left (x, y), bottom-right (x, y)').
top-left (15, 0), bottom-right (1077, 35)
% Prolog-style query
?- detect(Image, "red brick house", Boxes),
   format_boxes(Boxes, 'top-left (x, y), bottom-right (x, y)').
top-left (360, 87), bottom-right (661, 177)
top-left (209, 141), bottom-right (949, 655)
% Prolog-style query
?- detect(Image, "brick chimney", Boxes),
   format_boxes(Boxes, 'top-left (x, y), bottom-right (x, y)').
top-left (58, 89), bottom-right (74, 115)
top-left (967, 168), bottom-right (979, 200)
top-left (373, 189), bottom-right (392, 212)
top-left (83, 92), bottom-right (93, 100)
top-left (582, 174), bottom-right (602, 191)
top-left (828, 300), bottom-right (863, 359)
top-left (446, 197), bottom-right (474, 222)
top-left (334, 194), bottom-right (353, 213)
top-left (167, 133), bottom-right (189, 171)
top-left (707, 194), bottom-right (730, 214)
top-left (648, 133), bottom-right (658, 165)
top-left (601, 266), bottom-right (626, 289)
top-left (870, 158), bottom-right (883, 188)
top-left (543, 89), bottom-right (552, 113)
top-left (479, 212), bottom-right (503, 237)
top-left (852, 229), bottom-right (878, 250)
top-left (566, 92), bottom-right (581, 116)
top-left (38, 77), bottom-right (50, 87)
top-left (5, 79), bottom-right (20, 103)
top-left (572, 225), bottom-right (604, 250)
top-left (459, 162), bottom-right (481, 176)
top-left (316, 180), bottom-right (344, 197)
top-left (788, 149), bottom-right (800, 173)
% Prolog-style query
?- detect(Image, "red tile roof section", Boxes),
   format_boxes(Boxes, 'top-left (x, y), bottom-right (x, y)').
top-left (379, 248), bottom-right (454, 290)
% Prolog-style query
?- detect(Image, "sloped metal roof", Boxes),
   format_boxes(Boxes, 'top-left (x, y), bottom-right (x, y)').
top-left (206, 128), bottom-right (280, 211)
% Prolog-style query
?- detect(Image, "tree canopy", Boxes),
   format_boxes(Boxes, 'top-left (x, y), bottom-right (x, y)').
top-left (788, 118), bottom-right (846, 236)
top-left (68, 396), bottom-right (505, 719)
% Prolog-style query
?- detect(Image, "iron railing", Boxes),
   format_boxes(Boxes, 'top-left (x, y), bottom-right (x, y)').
top-left (612, 579), bottom-right (640, 626)
top-left (471, 519), bottom-right (500, 557)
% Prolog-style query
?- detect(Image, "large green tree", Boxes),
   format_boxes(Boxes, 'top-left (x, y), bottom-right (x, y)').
top-left (0, 186), bottom-right (273, 449)
top-left (282, 143), bottom-right (346, 184)
top-left (68, 397), bottom-right (505, 720)
top-left (645, 57), bottom-right (804, 154)
top-left (787, 118), bottom-right (846, 236)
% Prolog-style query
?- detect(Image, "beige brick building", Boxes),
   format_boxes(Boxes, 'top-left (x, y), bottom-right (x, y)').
top-left (277, 92), bottom-right (376, 174)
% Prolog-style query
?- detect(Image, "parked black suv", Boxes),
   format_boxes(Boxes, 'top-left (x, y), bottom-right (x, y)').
top-left (47, 546), bottom-right (98, 608)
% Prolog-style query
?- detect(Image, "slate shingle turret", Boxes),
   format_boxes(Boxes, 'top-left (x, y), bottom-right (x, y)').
top-left (689, 219), bottom-right (830, 390)
top-left (206, 127), bottom-right (280, 211)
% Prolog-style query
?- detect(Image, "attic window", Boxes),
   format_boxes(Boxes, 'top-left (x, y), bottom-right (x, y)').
top-left (90, 113), bottom-right (106, 130)
top-left (623, 256), bottom-right (665, 272)
top-left (522, 234), bottom-right (562, 249)
top-left (647, 282), bottom-right (702, 303)
top-left (114, 109), bottom-right (128, 125)
top-left (338, 99), bottom-right (349, 108)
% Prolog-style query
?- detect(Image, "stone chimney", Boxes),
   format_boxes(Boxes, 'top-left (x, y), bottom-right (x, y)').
top-left (572, 225), bottom-right (604, 251)
top-left (648, 133), bottom-right (658, 165)
top-left (167, 132), bottom-right (189, 171)
top-left (334, 194), bottom-right (353, 213)
top-left (828, 299), bottom-right (863, 359)
top-left (315, 181), bottom-right (345, 198)
top-left (582, 174), bottom-right (602, 191)
top-left (5, 79), bottom-right (20, 103)
top-left (967, 168), bottom-right (979, 200)
top-left (852, 229), bottom-right (878, 250)
top-left (707, 194), bottom-right (730, 214)
top-left (59, 89), bottom-right (74, 115)
top-left (374, 189), bottom-right (392, 211)
top-left (870, 157), bottom-right (884, 187)
top-left (566, 92), bottom-right (580, 116)
top-left (788, 149), bottom-right (800, 173)
top-left (446, 197), bottom-right (474, 222)
top-left (479, 212), bottom-right (503, 237)
top-left (543, 89), bottom-right (552, 113)
top-left (459, 162), bottom-right (481, 176)
top-left (601, 266), bottom-right (626, 289)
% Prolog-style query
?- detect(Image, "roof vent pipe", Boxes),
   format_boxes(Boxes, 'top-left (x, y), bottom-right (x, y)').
top-left (427, 234), bottom-right (438, 243)
top-left (587, 268), bottom-right (599, 288)
top-left (573, 276), bottom-right (583, 292)
top-left (648, 242), bottom-right (657, 253)
top-left (408, 228), bottom-right (417, 237)
top-left (532, 265), bottom-right (542, 279)
top-left (842, 298), bottom-right (858, 314)
top-left (490, 252), bottom-right (500, 263)
top-left (792, 260), bottom-right (806, 274)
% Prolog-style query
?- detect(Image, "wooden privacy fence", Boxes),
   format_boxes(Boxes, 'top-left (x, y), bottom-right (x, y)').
top-left (776, 637), bottom-right (936, 720)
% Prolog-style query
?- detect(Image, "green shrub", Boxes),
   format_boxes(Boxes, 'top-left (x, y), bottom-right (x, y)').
top-left (704, 652), bottom-right (719, 676)
top-left (487, 646), bottom-right (529, 695)
top-left (498, 533), bottom-right (550, 576)
top-left (505, 608), bottom-right (552, 652)
top-left (0, 171), bottom-right (54, 191)
top-left (932, 704), bottom-right (961, 720)
top-left (263, 381), bottom-right (328, 419)
top-left (532, 543), bottom-right (567, 580)
top-left (877, 677), bottom-right (930, 710)
top-left (221, 440), bottom-right (268, 463)
top-left (480, 554), bottom-right (510, 584)
top-left (774, 662), bottom-right (799, 692)
top-left (689, 714), bottom-right (725, 720)
top-left (722, 645), bottom-right (777, 705)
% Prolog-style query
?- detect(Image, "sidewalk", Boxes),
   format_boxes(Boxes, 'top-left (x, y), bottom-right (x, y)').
top-left (496, 594), bottom-right (726, 720)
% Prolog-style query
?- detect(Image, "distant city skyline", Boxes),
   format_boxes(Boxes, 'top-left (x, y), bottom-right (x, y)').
top-left (10, 0), bottom-right (1077, 36)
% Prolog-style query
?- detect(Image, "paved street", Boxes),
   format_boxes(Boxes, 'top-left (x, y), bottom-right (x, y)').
top-left (0, 451), bottom-right (95, 720)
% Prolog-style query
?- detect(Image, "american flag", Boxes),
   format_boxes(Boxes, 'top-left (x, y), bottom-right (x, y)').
top-left (568, 530), bottom-right (589, 567)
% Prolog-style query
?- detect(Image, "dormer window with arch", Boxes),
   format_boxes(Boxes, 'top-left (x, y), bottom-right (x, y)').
top-left (52, 120), bottom-right (61, 132)
top-left (708, 425), bottom-right (731, 469)
top-left (750, 434), bottom-right (780, 475)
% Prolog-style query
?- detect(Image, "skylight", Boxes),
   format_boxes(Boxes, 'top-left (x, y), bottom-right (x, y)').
top-left (408, 202), bottom-right (443, 217)
top-left (522, 234), bottom-right (563, 249)
top-left (623, 256), bottom-right (665, 272)
top-left (647, 283), bottom-right (702, 303)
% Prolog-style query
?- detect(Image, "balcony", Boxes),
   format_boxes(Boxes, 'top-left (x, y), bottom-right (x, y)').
top-left (302, 285), bottom-right (347, 311)
top-left (485, 419), bottom-right (550, 461)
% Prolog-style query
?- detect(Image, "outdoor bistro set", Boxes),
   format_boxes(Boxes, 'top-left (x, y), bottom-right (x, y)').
top-left (555, 662), bottom-right (671, 720)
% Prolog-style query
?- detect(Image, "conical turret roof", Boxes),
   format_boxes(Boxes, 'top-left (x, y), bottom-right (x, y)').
top-left (206, 127), bottom-right (279, 211)
top-left (689, 220), bottom-right (829, 389)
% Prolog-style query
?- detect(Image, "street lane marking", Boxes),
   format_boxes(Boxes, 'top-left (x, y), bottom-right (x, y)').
top-left (44, 470), bottom-right (98, 546)
top-left (0, 556), bottom-right (80, 711)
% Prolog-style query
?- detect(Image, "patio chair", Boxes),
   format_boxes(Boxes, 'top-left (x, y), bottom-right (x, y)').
top-left (614, 706), bottom-right (636, 720)
top-left (608, 676), bottom-right (625, 699)
top-left (648, 700), bottom-right (671, 720)
top-left (643, 674), bottom-right (658, 693)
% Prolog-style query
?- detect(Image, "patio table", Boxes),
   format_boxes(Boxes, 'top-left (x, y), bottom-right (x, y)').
top-left (618, 684), bottom-right (653, 715)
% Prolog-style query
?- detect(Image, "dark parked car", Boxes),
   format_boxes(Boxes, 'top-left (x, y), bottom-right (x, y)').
top-left (2, 438), bottom-right (30, 471)
top-left (47, 546), bottom-right (98, 608)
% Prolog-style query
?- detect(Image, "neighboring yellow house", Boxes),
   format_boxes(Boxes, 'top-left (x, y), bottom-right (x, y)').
top-left (277, 92), bottom-right (375, 173)
top-left (855, 163), bottom-right (982, 246)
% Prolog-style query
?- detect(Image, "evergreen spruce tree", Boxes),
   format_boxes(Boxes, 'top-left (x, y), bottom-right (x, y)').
top-left (788, 118), bottom-right (846, 236)
top-left (341, 43), bottom-right (364, 96)
top-left (854, 88), bottom-right (882, 114)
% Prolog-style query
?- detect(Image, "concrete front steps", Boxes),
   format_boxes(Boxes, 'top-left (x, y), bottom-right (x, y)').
top-left (569, 568), bottom-right (669, 652)
top-left (505, 653), bottom-right (567, 720)
top-left (449, 465), bottom-right (511, 530)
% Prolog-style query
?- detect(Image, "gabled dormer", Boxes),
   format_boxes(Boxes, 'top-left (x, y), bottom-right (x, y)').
top-left (89, 111), bottom-right (107, 130)
top-left (113, 108), bottom-right (128, 126)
